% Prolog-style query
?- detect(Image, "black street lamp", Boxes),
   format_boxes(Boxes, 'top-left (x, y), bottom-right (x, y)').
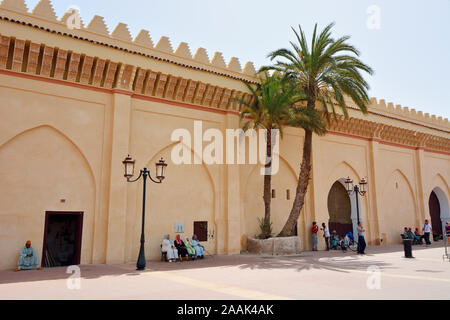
top-left (123, 155), bottom-right (168, 271)
top-left (345, 177), bottom-right (368, 225)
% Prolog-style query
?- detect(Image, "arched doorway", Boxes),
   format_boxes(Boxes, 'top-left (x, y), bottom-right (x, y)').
top-left (429, 187), bottom-right (450, 241)
top-left (328, 181), bottom-right (353, 236)
top-left (429, 191), bottom-right (442, 239)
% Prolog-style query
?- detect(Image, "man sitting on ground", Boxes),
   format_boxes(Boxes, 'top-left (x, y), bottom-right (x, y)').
top-left (16, 241), bottom-right (40, 271)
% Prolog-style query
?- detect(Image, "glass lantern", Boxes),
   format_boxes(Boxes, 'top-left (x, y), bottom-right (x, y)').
top-left (359, 178), bottom-right (368, 195)
top-left (156, 158), bottom-right (167, 181)
top-left (122, 155), bottom-right (135, 180)
top-left (345, 177), bottom-right (354, 194)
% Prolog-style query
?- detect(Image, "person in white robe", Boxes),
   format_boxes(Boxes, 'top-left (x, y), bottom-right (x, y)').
top-left (161, 234), bottom-right (178, 262)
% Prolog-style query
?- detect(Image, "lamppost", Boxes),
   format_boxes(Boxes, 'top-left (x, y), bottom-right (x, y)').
top-left (345, 177), bottom-right (368, 225)
top-left (123, 155), bottom-right (168, 271)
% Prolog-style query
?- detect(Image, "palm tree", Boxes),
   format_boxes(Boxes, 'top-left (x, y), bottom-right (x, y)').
top-left (238, 71), bottom-right (306, 239)
top-left (263, 23), bottom-right (374, 237)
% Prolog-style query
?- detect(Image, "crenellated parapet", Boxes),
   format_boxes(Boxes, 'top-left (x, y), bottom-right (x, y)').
top-left (328, 115), bottom-right (450, 154)
top-left (0, 0), bottom-right (257, 82)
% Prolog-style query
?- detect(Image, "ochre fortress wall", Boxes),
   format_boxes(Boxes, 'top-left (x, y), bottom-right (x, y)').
top-left (0, 0), bottom-right (448, 270)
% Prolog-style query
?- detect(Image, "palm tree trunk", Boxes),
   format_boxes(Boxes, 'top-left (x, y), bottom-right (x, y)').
top-left (278, 128), bottom-right (313, 237)
top-left (262, 129), bottom-right (272, 238)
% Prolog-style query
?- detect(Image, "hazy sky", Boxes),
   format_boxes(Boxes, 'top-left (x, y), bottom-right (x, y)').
top-left (23, 0), bottom-right (450, 118)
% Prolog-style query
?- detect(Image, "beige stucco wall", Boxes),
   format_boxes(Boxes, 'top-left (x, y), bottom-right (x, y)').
top-left (0, 6), bottom-right (449, 270)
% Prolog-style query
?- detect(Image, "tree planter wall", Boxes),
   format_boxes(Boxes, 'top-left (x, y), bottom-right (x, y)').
top-left (246, 237), bottom-right (302, 255)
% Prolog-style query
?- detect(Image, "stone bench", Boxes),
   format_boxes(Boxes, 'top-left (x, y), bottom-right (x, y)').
top-left (246, 236), bottom-right (302, 256)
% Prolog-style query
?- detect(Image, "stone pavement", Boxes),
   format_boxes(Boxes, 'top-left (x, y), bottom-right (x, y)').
top-left (1, 244), bottom-right (449, 300)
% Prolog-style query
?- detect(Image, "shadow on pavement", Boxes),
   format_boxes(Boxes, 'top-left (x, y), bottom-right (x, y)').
top-left (0, 243), bottom-right (445, 285)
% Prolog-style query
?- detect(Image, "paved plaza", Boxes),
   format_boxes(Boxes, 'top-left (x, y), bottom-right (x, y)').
top-left (1, 244), bottom-right (449, 300)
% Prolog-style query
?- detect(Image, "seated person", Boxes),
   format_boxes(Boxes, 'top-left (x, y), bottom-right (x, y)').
top-left (414, 228), bottom-right (424, 244)
top-left (340, 236), bottom-right (348, 251)
top-left (185, 238), bottom-right (197, 260)
top-left (191, 234), bottom-right (205, 259)
top-left (174, 235), bottom-right (189, 262)
top-left (346, 232), bottom-right (354, 242)
top-left (330, 231), bottom-right (339, 249)
top-left (161, 234), bottom-right (178, 262)
top-left (407, 228), bottom-right (415, 240)
top-left (16, 241), bottom-right (40, 271)
top-left (445, 222), bottom-right (450, 238)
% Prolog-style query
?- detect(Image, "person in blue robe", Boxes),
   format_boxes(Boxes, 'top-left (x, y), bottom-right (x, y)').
top-left (16, 241), bottom-right (40, 271)
top-left (191, 234), bottom-right (205, 259)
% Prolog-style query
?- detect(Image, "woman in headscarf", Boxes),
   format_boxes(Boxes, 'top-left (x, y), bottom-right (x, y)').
top-left (185, 238), bottom-right (197, 260)
top-left (174, 235), bottom-right (189, 262)
top-left (161, 234), bottom-right (178, 262)
top-left (191, 234), bottom-right (205, 259)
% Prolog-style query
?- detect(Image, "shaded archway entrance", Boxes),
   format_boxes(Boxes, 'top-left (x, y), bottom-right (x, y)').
top-left (429, 191), bottom-right (442, 239)
top-left (328, 181), bottom-right (353, 236)
top-left (429, 187), bottom-right (450, 240)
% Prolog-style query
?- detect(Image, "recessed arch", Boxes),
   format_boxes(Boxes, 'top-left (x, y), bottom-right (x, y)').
top-left (0, 125), bottom-right (96, 187)
top-left (0, 125), bottom-right (96, 269)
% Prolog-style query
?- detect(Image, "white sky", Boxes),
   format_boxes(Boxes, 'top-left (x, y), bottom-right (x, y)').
top-left (22, 0), bottom-right (450, 118)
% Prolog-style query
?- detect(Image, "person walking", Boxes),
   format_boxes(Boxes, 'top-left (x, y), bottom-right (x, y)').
top-left (357, 222), bottom-right (367, 254)
top-left (422, 220), bottom-right (433, 246)
top-left (312, 222), bottom-right (319, 251)
top-left (321, 223), bottom-right (330, 251)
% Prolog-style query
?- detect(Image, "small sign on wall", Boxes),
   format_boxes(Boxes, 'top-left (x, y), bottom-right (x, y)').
top-left (175, 222), bottom-right (185, 233)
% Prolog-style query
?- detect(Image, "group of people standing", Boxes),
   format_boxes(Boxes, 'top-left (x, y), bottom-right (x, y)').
top-left (161, 234), bottom-right (205, 262)
top-left (312, 221), bottom-right (367, 254)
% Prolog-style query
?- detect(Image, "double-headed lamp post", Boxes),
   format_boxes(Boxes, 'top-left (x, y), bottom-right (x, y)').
top-left (123, 155), bottom-right (168, 271)
top-left (345, 177), bottom-right (368, 225)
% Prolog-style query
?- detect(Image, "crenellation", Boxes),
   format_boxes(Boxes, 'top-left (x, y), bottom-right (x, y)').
top-left (211, 52), bottom-right (227, 69)
top-left (387, 102), bottom-right (394, 112)
top-left (87, 15), bottom-right (110, 36)
top-left (32, 0), bottom-right (57, 22)
top-left (134, 30), bottom-right (154, 48)
top-left (0, 0), bottom-right (258, 79)
top-left (193, 48), bottom-right (210, 64)
top-left (111, 23), bottom-right (132, 42)
top-left (228, 57), bottom-right (242, 73)
top-left (0, 0), bottom-right (28, 13)
top-left (174, 42), bottom-right (192, 59)
top-left (378, 99), bottom-right (387, 110)
top-left (155, 37), bottom-right (173, 54)
top-left (243, 62), bottom-right (256, 76)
